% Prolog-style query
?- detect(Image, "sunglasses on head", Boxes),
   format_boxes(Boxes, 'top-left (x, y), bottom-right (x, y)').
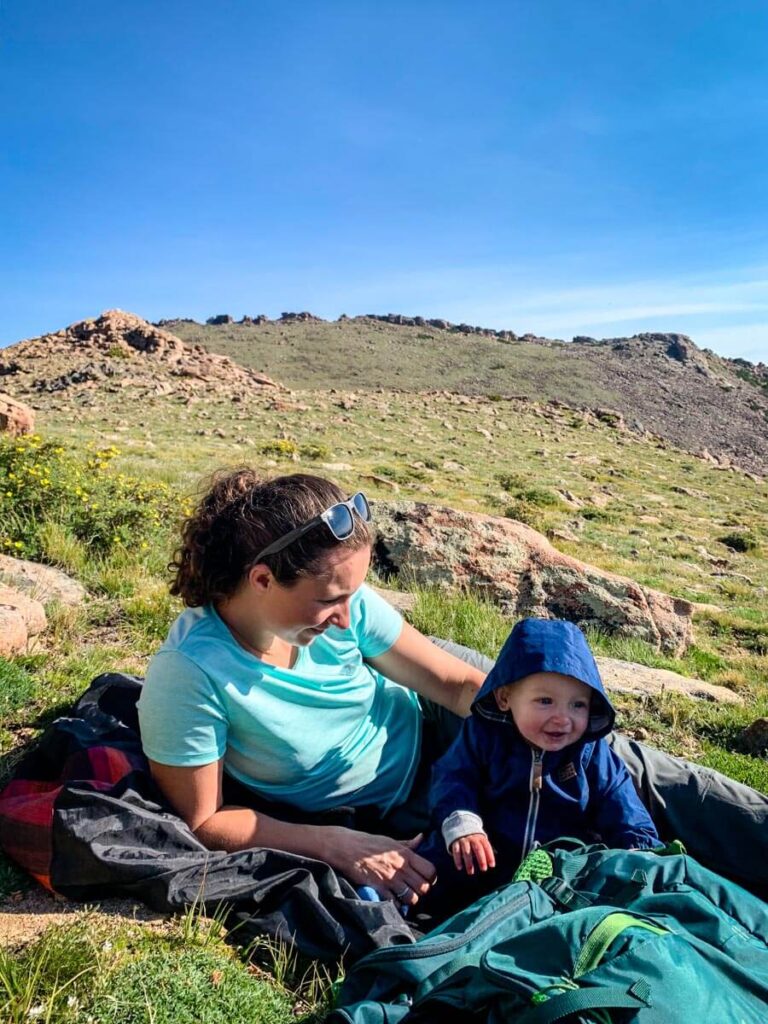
top-left (253, 491), bottom-right (372, 564)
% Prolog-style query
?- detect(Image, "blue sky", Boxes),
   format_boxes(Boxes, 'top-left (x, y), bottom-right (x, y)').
top-left (2, 1), bottom-right (768, 359)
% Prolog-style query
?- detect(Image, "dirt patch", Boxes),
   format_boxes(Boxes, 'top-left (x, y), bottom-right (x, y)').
top-left (0, 886), bottom-right (168, 948)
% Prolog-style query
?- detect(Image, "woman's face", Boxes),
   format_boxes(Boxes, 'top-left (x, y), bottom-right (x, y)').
top-left (264, 544), bottom-right (372, 645)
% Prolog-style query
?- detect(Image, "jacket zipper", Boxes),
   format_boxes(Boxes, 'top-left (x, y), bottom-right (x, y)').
top-left (521, 748), bottom-right (543, 860)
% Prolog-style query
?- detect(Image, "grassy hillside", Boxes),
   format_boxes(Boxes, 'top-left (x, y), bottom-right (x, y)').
top-left (161, 318), bottom-right (615, 404)
top-left (162, 316), bottom-right (768, 476)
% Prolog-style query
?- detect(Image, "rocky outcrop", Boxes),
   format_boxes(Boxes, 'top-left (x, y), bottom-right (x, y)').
top-left (354, 313), bottom-right (520, 341)
top-left (372, 501), bottom-right (693, 654)
top-left (595, 657), bottom-right (741, 704)
top-left (280, 312), bottom-right (323, 323)
top-left (0, 557), bottom-right (86, 656)
top-left (0, 585), bottom-right (46, 656)
top-left (665, 333), bottom-right (707, 368)
top-left (59, 310), bottom-right (189, 357)
top-left (1, 310), bottom-right (284, 403)
top-left (0, 393), bottom-right (35, 436)
top-left (609, 332), bottom-right (713, 377)
top-left (0, 555), bottom-right (87, 607)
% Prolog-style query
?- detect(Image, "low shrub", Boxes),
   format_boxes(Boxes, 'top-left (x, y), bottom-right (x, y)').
top-left (260, 439), bottom-right (298, 458)
top-left (370, 464), bottom-right (427, 484)
top-left (298, 442), bottom-right (330, 461)
top-left (495, 471), bottom-right (527, 492)
top-left (580, 506), bottom-right (620, 524)
top-left (106, 344), bottom-right (131, 359)
top-left (517, 486), bottom-right (561, 507)
top-left (0, 435), bottom-right (185, 560)
top-left (503, 500), bottom-right (558, 532)
top-left (718, 531), bottom-right (759, 553)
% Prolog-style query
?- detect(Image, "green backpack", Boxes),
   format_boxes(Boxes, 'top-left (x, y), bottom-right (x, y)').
top-left (329, 842), bottom-right (768, 1023)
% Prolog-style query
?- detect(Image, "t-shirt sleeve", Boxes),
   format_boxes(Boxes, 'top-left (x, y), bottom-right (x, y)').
top-left (137, 649), bottom-right (229, 766)
top-left (353, 583), bottom-right (404, 658)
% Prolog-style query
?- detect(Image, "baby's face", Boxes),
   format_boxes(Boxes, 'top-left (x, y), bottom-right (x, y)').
top-left (494, 671), bottom-right (592, 752)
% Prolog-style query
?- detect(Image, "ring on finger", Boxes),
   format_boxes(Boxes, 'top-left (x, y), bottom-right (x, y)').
top-left (395, 884), bottom-right (411, 900)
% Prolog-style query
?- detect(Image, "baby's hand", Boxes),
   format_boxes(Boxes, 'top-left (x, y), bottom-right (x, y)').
top-left (450, 832), bottom-right (496, 875)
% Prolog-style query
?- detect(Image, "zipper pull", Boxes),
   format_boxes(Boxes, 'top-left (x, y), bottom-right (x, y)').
top-left (532, 750), bottom-right (543, 791)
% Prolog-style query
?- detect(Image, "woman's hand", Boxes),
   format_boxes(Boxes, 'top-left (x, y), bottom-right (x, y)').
top-left (324, 828), bottom-right (437, 905)
top-left (147, 760), bottom-right (435, 905)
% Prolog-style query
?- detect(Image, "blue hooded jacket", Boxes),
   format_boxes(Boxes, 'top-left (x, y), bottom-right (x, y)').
top-left (426, 618), bottom-right (660, 870)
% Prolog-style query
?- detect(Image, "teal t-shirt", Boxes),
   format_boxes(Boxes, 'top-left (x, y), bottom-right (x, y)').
top-left (137, 584), bottom-right (421, 813)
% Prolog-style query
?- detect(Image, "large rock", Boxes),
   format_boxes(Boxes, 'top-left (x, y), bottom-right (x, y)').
top-left (595, 657), bottom-right (741, 704)
top-left (0, 555), bottom-right (86, 607)
top-left (372, 501), bottom-right (693, 655)
top-left (0, 393), bottom-right (35, 436)
top-left (0, 584), bottom-right (46, 636)
top-left (0, 606), bottom-right (28, 656)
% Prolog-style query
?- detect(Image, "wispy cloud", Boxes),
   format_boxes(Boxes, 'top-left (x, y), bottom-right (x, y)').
top-left (473, 272), bottom-right (768, 343)
top-left (309, 262), bottom-right (768, 360)
top-left (691, 323), bottom-right (768, 363)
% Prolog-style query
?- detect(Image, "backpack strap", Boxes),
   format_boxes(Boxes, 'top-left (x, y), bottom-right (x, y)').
top-left (510, 979), bottom-right (652, 1023)
top-left (603, 868), bottom-right (649, 907)
top-left (539, 876), bottom-right (595, 911)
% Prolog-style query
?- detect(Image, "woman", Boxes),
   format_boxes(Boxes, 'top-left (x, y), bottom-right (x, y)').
top-left (138, 469), bottom-right (486, 907)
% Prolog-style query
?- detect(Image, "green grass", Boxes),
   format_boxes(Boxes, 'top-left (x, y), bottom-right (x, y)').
top-left (0, 659), bottom-right (37, 718)
top-left (699, 745), bottom-right (768, 791)
top-left (0, 910), bottom-right (331, 1024)
top-left (164, 318), bottom-right (598, 403)
top-left (3, 395), bottom-right (768, 778)
top-left (91, 941), bottom-right (292, 1024)
top-left (0, 917), bottom-right (100, 1023)
top-left (409, 588), bottom-right (511, 658)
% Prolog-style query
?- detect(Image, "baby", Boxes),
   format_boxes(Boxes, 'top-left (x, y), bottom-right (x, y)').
top-left (422, 618), bottom-right (660, 893)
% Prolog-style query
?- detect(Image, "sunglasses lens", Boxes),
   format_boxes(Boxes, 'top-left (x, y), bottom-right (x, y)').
top-left (351, 492), bottom-right (371, 522)
top-left (325, 503), bottom-right (355, 539)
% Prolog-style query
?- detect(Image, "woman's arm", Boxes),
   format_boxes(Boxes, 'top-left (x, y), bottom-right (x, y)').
top-left (148, 758), bottom-right (437, 903)
top-left (367, 621), bottom-right (486, 717)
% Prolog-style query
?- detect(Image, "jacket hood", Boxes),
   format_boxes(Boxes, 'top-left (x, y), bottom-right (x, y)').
top-left (473, 617), bottom-right (615, 741)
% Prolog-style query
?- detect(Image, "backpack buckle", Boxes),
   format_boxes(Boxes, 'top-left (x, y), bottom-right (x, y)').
top-left (540, 877), bottom-right (594, 910)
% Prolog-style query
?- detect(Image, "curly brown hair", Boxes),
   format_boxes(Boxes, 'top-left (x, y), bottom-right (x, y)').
top-left (169, 469), bottom-right (373, 607)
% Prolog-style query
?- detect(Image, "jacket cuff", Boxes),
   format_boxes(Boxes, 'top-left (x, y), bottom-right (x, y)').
top-left (441, 810), bottom-right (486, 851)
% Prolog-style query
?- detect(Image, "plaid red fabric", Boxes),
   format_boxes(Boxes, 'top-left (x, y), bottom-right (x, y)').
top-left (0, 745), bottom-right (142, 890)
